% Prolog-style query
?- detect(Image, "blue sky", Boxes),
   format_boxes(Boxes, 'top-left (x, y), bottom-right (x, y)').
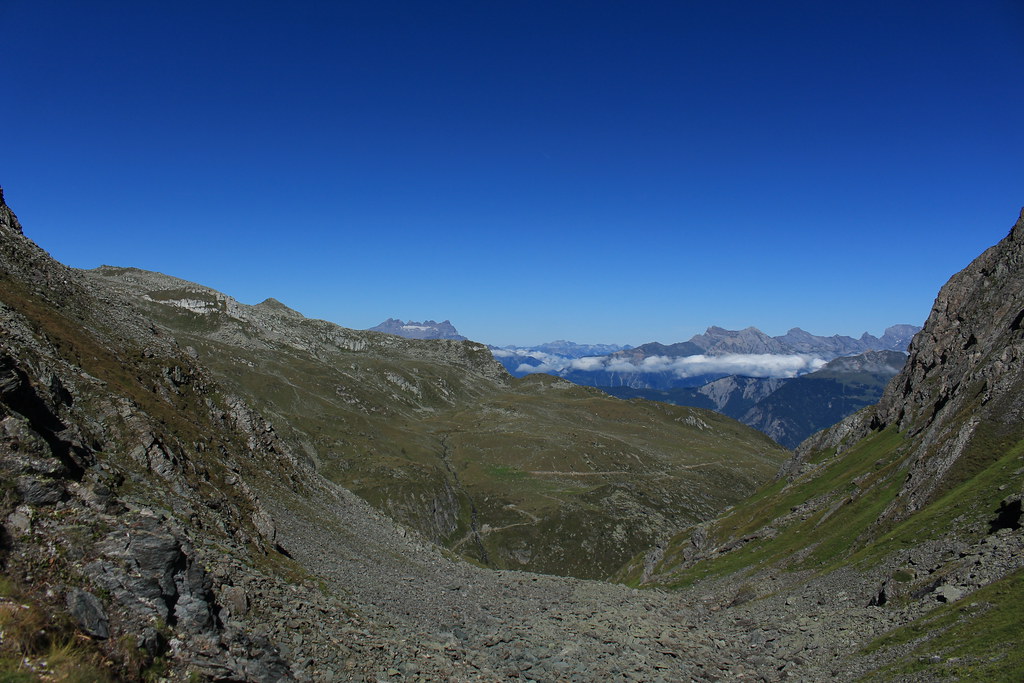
top-left (3, 1), bottom-right (1022, 346)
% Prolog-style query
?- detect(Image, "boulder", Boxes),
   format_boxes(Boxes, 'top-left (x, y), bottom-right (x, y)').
top-left (935, 585), bottom-right (965, 603)
top-left (66, 587), bottom-right (110, 638)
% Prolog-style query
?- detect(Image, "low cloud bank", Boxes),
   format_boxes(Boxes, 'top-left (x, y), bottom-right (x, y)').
top-left (507, 352), bottom-right (826, 379)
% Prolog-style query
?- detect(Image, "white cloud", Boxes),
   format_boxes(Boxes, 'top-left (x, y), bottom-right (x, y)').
top-left (516, 352), bottom-right (826, 379)
top-left (658, 354), bottom-right (825, 378)
top-left (568, 356), bottom-right (607, 372)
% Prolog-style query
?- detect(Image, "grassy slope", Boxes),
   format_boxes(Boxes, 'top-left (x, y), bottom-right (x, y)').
top-left (617, 408), bottom-right (1024, 674)
top-left (599, 386), bottom-right (718, 413)
top-left (83, 271), bottom-right (788, 579)
top-left (862, 567), bottom-right (1024, 681)
top-left (617, 426), bottom-right (908, 586)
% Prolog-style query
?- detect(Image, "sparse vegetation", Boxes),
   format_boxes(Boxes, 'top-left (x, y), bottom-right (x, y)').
top-left (3, 193), bottom-right (1023, 680)
top-left (863, 568), bottom-right (1024, 681)
top-left (83, 268), bottom-right (788, 578)
top-left (0, 585), bottom-right (113, 683)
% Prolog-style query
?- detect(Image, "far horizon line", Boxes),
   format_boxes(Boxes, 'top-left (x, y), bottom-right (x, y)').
top-left (368, 318), bottom-right (923, 351)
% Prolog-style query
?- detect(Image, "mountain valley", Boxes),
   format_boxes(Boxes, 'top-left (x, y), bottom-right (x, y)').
top-left (374, 308), bottom-right (918, 450)
top-left (1, 187), bottom-right (1022, 681)
top-left (79, 266), bottom-right (784, 580)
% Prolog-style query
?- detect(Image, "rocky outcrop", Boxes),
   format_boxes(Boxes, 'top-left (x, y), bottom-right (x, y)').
top-left (804, 210), bottom-right (1024, 517)
top-left (0, 188), bottom-right (22, 235)
top-left (793, 210), bottom-right (1021, 477)
top-left (878, 211), bottom-right (1023, 430)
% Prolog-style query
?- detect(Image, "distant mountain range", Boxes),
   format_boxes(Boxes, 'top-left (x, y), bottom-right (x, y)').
top-left (492, 324), bottom-right (920, 386)
top-left (605, 349), bottom-right (908, 448)
top-left (617, 324), bottom-right (919, 361)
top-left (369, 319), bottom-right (920, 447)
top-left (497, 340), bottom-right (632, 358)
top-left (492, 325), bottom-right (919, 448)
top-left (367, 318), bottom-right (467, 340)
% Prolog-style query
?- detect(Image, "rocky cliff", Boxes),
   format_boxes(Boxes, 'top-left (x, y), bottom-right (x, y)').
top-left (627, 209), bottom-right (1024, 679)
top-left (869, 210), bottom-right (1024, 517)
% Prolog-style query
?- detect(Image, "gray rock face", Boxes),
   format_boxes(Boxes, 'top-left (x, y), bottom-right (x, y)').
top-left (870, 209), bottom-right (1024, 515)
top-left (696, 375), bottom-right (789, 415)
top-left (85, 515), bottom-right (215, 634)
top-left (66, 588), bottom-right (110, 638)
top-left (15, 475), bottom-right (65, 504)
top-left (0, 188), bottom-right (22, 235)
top-left (934, 584), bottom-right (965, 603)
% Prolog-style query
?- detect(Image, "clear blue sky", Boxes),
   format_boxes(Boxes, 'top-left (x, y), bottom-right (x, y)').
top-left (3, 1), bottom-right (1022, 346)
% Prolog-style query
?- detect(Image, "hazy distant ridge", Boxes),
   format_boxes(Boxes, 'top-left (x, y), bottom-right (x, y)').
top-left (619, 324), bottom-right (920, 361)
top-left (492, 324), bottom-right (920, 385)
top-left (367, 318), bottom-right (467, 341)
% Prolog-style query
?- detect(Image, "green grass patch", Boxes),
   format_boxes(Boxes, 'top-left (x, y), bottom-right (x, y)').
top-left (929, 380), bottom-right (1024, 499)
top-left (663, 427), bottom-right (906, 587)
top-left (727, 427), bottom-right (903, 541)
top-left (863, 568), bottom-right (1024, 681)
top-left (853, 436), bottom-right (1024, 566)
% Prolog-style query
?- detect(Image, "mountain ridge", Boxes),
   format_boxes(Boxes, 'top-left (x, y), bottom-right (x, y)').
top-left (82, 264), bottom-right (783, 581)
top-left (495, 324), bottom-right (919, 396)
top-left (619, 323), bottom-right (920, 362)
top-left (367, 317), bottom-right (468, 340)
top-left (3, 185), bottom-right (1022, 680)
